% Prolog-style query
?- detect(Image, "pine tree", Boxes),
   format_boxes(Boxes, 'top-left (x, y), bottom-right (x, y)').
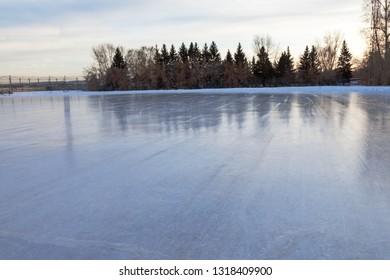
top-left (222, 50), bottom-right (235, 88)
top-left (169, 44), bottom-right (178, 64)
top-left (299, 46), bottom-right (311, 85)
top-left (234, 43), bottom-right (249, 87)
top-left (188, 42), bottom-right (201, 62)
top-left (276, 47), bottom-right (295, 86)
top-left (112, 47), bottom-right (126, 69)
top-left (154, 46), bottom-right (162, 65)
top-left (188, 42), bottom-right (202, 88)
top-left (107, 47), bottom-right (128, 90)
top-left (179, 43), bottom-right (188, 63)
top-left (153, 46), bottom-right (165, 89)
top-left (255, 46), bottom-right (274, 87)
top-left (209, 41), bottom-right (221, 62)
top-left (309, 45), bottom-right (320, 84)
top-left (285, 47), bottom-right (295, 84)
top-left (208, 41), bottom-right (222, 87)
top-left (337, 40), bottom-right (353, 83)
top-left (188, 42), bottom-right (194, 60)
top-left (160, 44), bottom-right (170, 66)
top-left (250, 56), bottom-right (256, 78)
top-left (202, 43), bottom-right (211, 64)
top-left (225, 50), bottom-right (233, 64)
top-left (234, 43), bottom-right (247, 66)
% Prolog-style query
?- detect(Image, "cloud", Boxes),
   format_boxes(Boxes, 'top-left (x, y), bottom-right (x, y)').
top-left (0, 0), bottom-right (365, 75)
top-left (0, 0), bottom-right (134, 26)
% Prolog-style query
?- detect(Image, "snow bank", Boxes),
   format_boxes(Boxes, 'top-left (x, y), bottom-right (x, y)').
top-left (5, 86), bottom-right (390, 97)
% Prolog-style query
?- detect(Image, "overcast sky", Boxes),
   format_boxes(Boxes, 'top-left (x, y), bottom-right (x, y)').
top-left (0, 0), bottom-right (366, 77)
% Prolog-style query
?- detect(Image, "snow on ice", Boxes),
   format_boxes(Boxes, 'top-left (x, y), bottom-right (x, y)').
top-left (1, 87), bottom-right (390, 259)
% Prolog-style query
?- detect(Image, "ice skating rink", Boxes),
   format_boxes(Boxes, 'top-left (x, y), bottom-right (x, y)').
top-left (1, 89), bottom-right (390, 259)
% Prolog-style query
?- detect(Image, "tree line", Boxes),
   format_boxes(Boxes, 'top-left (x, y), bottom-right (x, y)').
top-left (358, 0), bottom-right (390, 85)
top-left (85, 0), bottom-right (390, 90)
top-left (84, 38), bottom-right (353, 91)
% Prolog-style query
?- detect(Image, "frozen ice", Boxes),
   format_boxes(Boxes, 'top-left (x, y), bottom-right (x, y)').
top-left (1, 87), bottom-right (390, 259)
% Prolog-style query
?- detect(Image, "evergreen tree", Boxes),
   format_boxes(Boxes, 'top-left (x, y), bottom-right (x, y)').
top-left (188, 42), bottom-right (194, 60)
top-left (255, 46), bottom-right (274, 87)
top-left (234, 43), bottom-right (247, 66)
top-left (107, 47), bottom-right (128, 90)
top-left (222, 50), bottom-right (235, 88)
top-left (112, 47), bottom-right (126, 69)
top-left (179, 43), bottom-right (188, 63)
top-left (337, 40), bottom-right (353, 83)
top-left (169, 44), bottom-right (178, 64)
top-left (309, 45), bottom-right (320, 84)
top-left (250, 56), bottom-right (256, 78)
top-left (225, 50), bottom-right (234, 63)
top-left (153, 46), bottom-right (165, 89)
top-left (202, 43), bottom-right (211, 64)
top-left (188, 42), bottom-right (202, 88)
top-left (234, 43), bottom-right (249, 87)
top-left (276, 47), bottom-right (295, 86)
top-left (208, 41), bottom-right (222, 87)
top-left (209, 41), bottom-right (221, 62)
top-left (160, 44), bottom-right (170, 66)
top-left (285, 47), bottom-right (296, 84)
top-left (299, 46), bottom-right (311, 85)
top-left (188, 42), bottom-right (201, 62)
top-left (154, 46), bottom-right (162, 65)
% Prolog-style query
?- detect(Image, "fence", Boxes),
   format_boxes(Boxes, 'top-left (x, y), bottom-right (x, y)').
top-left (0, 75), bottom-right (87, 93)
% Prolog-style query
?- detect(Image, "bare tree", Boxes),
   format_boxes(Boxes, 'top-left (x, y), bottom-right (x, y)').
top-left (91, 43), bottom-right (116, 77)
top-left (84, 43), bottom-right (117, 90)
top-left (316, 31), bottom-right (343, 72)
top-left (126, 46), bottom-right (155, 89)
top-left (315, 31), bottom-right (343, 84)
top-left (363, 0), bottom-right (390, 84)
top-left (253, 34), bottom-right (280, 63)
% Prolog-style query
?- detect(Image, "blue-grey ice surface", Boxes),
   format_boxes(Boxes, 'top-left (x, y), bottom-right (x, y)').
top-left (1, 87), bottom-right (390, 259)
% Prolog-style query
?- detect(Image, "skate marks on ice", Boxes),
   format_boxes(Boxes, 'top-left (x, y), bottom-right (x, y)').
top-left (1, 92), bottom-right (390, 259)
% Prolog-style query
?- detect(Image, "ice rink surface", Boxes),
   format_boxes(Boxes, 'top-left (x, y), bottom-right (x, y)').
top-left (1, 88), bottom-right (390, 259)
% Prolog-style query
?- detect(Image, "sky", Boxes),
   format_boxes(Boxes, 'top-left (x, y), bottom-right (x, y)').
top-left (0, 0), bottom-right (366, 77)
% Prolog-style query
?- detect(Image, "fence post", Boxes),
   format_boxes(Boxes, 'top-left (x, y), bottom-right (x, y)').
top-left (8, 75), bottom-right (12, 93)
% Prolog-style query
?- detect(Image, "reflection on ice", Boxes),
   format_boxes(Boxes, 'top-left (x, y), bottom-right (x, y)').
top-left (1, 92), bottom-right (390, 259)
